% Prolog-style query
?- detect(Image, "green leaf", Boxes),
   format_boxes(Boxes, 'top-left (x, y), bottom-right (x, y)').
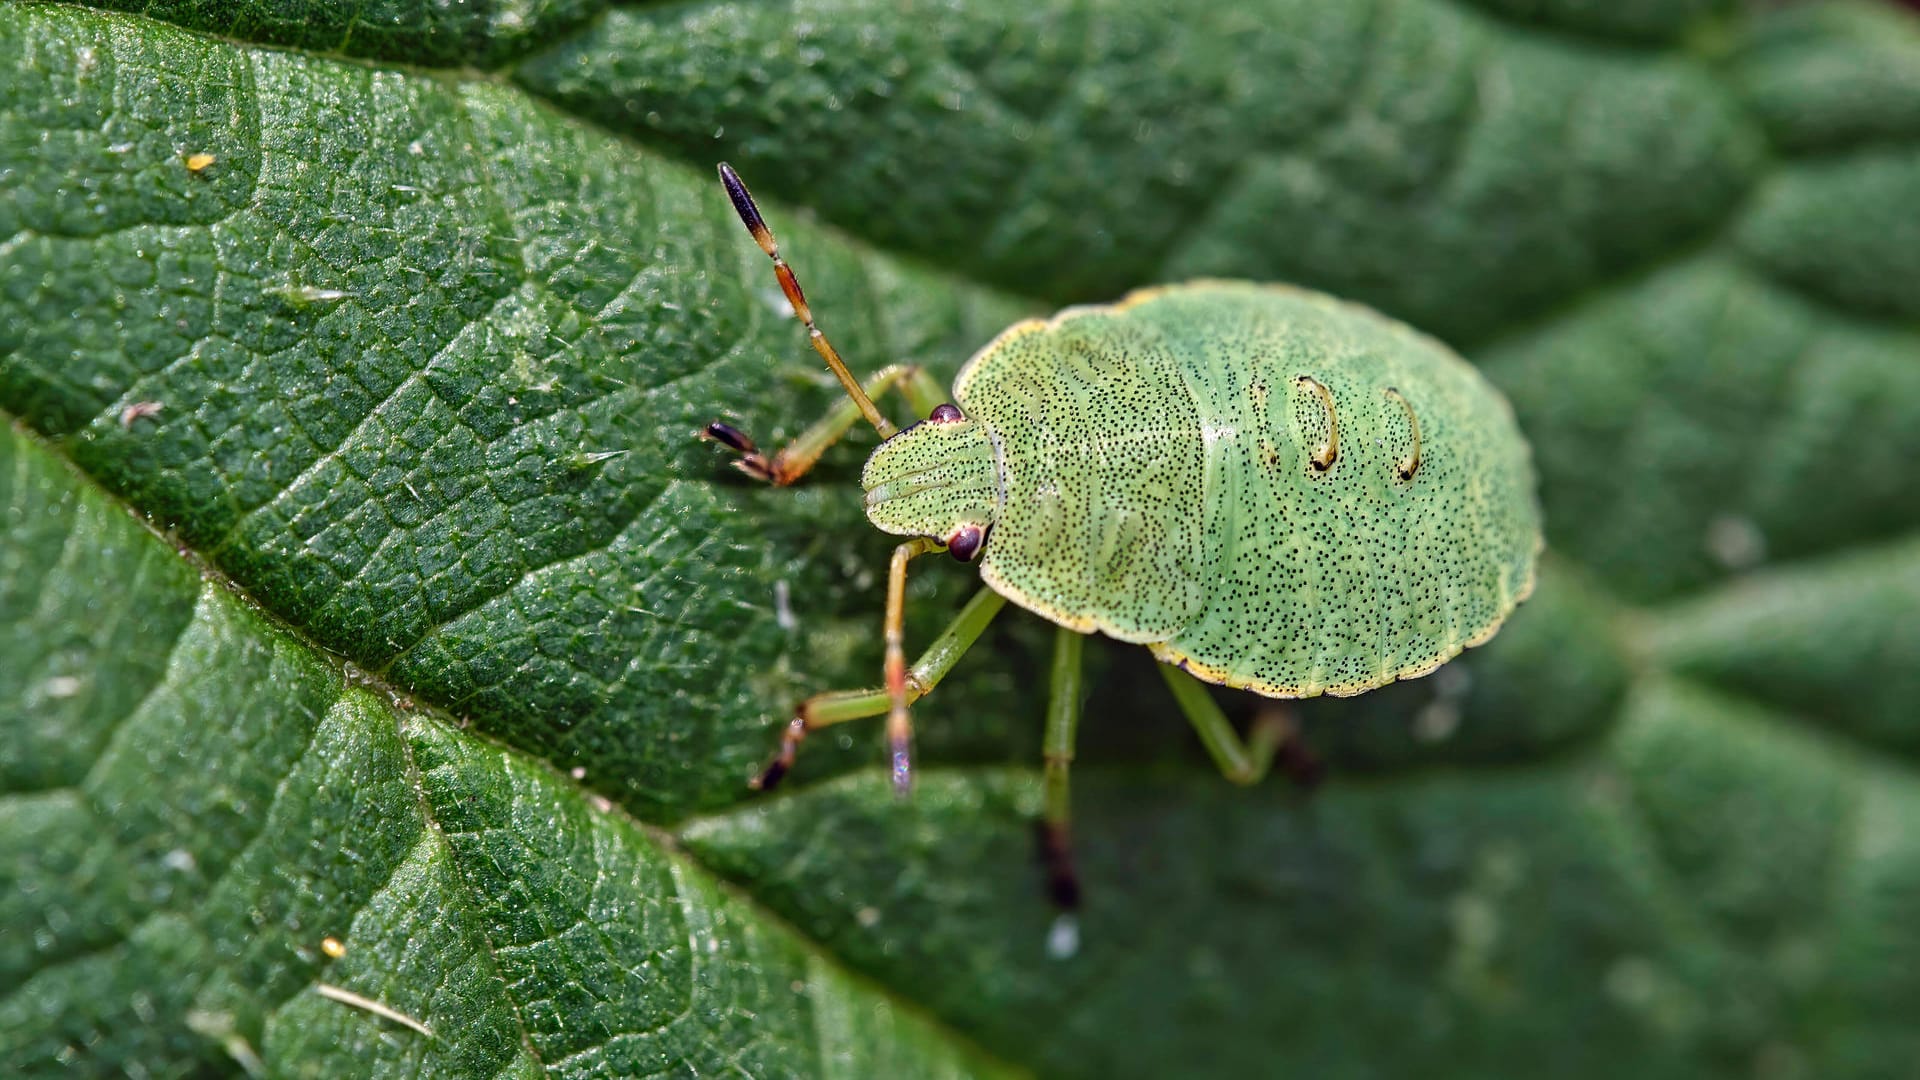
top-left (5, 0), bottom-right (1920, 1076)
top-left (0, 423), bottom-right (1006, 1075)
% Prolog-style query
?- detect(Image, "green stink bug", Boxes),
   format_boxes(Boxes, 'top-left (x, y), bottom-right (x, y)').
top-left (702, 165), bottom-right (1540, 907)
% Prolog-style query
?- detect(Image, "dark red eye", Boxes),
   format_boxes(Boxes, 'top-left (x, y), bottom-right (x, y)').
top-left (929, 403), bottom-right (964, 423)
top-left (947, 524), bottom-right (985, 562)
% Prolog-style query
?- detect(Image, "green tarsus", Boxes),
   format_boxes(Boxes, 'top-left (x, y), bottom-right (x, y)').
top-left (1157, 663), bottom-right (1282, 785)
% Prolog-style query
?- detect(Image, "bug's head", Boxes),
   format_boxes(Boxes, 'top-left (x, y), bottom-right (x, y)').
top-left (861, 404), bottom-right (999, 561)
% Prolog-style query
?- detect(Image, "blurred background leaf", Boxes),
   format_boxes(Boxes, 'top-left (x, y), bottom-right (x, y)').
top-left (4, 0), bottom-right (1919, 1076)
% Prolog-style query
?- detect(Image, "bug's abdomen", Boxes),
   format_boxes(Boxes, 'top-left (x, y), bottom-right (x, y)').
top-left (956, 282), bottom-right (1539, 700)
top-left (1148, 284), bottom-right (1537, 697)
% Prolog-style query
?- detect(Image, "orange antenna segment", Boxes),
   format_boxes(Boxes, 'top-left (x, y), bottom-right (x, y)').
top-left (719, 163), bottom-right (894, 438)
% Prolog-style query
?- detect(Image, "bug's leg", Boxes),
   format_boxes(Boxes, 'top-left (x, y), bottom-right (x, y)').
top-left (1039, 625), bottom-right (1085, 911)
top-left (700, 363), bottom-right (952, 486)
top-left (709, 166), bottom-right (973, 484)
top-left (1156, 664), bottom-right (1291, 786)
top-left (1258, 702), bottom-right (1325, 788)
top-left (753, 586), bottom-right (1009, 790)
top-left (721, 165), bottom-right (891, 433)
top-left (894, 365), bottom-right (951, 417)
top-left (879, 538), bottom-right (944, 795)
top-left (705, 161), bottom-right (905, 485)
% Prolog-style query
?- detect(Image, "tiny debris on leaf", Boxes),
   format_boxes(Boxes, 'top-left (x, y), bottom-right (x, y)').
top-left (314, 983), bottom-right (434, 1038)
top-left (121, 401), bottom-right (164, 428)
top-left (263, 284), bottom-right (353, 306)
top-left (774, 579), bottom-right (798, 632)
top-left (43, 675), bottom-right (82, 698)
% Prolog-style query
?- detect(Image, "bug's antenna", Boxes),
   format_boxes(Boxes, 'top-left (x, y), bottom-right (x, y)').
top-left (719, 163), bottom-right (894, 438)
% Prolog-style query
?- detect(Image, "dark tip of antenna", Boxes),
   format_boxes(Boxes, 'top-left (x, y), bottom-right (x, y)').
top-left (700, 420), bottom-right (757, 454)
top-left (717, 162), bottom-right (773, 249)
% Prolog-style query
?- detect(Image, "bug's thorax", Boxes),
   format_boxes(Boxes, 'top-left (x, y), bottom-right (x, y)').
top-left (861, 414), bottom-right (1000, 547)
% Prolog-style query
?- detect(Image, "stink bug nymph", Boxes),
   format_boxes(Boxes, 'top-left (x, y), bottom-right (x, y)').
top-left (701, 164), bottom-right (1540, 907)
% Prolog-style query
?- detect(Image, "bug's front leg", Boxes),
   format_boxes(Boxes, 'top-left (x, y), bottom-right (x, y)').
top-left (877, 538), bottom-right (942, 793)
top-left (699, 363), bottom-right (950, 486)
top-left (752, 585), bottom-right (1009, 790)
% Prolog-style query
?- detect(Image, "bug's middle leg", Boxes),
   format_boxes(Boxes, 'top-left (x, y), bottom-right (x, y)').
top-left (701, 363), bottom-right (950, 485)
top-left (1039, 625), bottom-right (1086, 911)
top-left (753, 584), bottom-right (1009, 791)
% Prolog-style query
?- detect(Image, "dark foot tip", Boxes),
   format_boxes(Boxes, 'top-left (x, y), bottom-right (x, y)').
top-left (750, 758), bottom-right (788, 792)
top-left (1049, 873), bottom-right (1082, 911)
top-left (1281, 744), bottom-right (1326, 790)
top-left (1034, 822), bottom-right (1082, 909)
top-left (730, 458), bottom-right (777, 483)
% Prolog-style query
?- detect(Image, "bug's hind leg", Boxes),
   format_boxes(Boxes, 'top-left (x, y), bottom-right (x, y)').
top-left (1039, 626), bottom-right (1086, 915)
top-left (700, 364), bottom-right (950, 486)
top-left (1156, 664), bottom-right (1319, 786)
top-left (752, 586), bottom-right (1009, 790)
top-left (1262, 703), bottom-right (1325, 788)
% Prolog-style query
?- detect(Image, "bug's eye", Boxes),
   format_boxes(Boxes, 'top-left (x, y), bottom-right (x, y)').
top-left (929, 402), bottom-right (964, 423)
top-left (946, 524), bottom-right (986, 562)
